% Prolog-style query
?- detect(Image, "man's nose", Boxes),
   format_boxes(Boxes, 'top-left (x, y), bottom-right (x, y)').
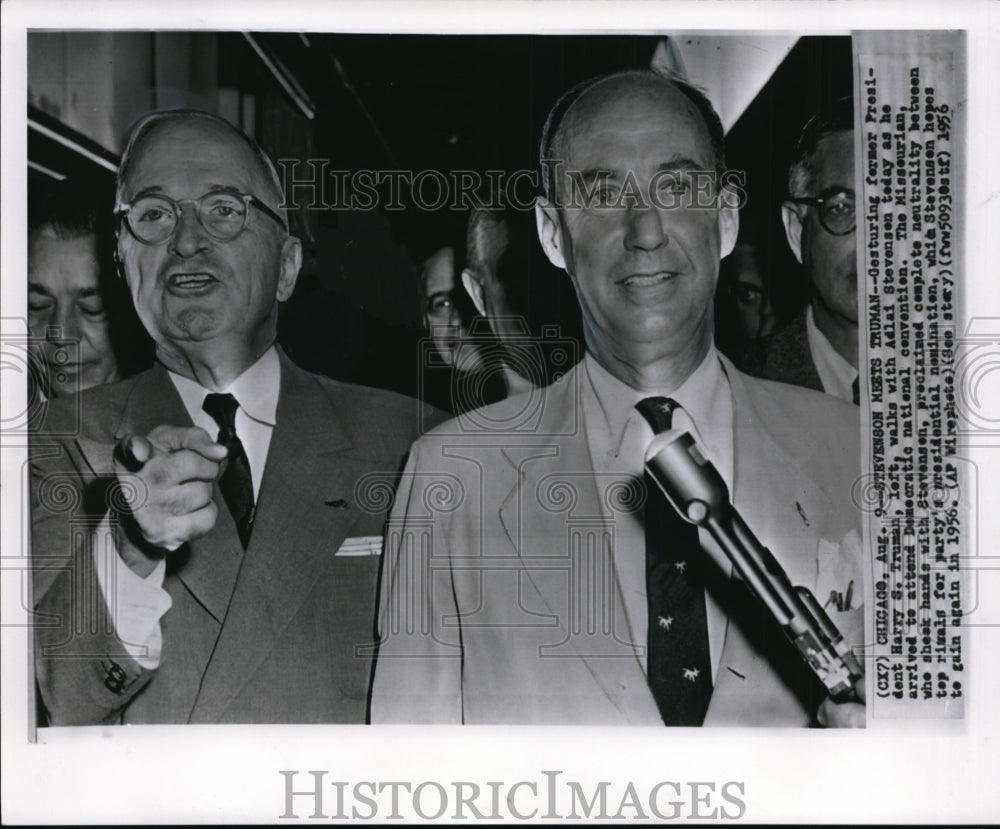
top-left (47, 304), bottom-right (82, 344)
top-left (623, 204), bottom-right (668, 251)
top-left (44, 307), bottom-right (84, 374)
top-left (168, 202), bottom-right (212, 257)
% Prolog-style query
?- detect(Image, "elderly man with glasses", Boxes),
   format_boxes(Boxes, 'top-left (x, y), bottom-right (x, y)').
top-left (761, 97), bottom-right (860, 404)
top-left (31, 110), bottom-right (437, 725)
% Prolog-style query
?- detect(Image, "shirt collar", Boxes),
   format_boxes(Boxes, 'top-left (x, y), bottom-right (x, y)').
top-left (582, 346), bottom-right (728, 450)
top-left (805, 305), bottom-right (858, 402)
top-left (164, 345), bottom-right (281, 427)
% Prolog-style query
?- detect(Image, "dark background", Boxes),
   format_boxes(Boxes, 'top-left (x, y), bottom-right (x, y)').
top-left (28, 33), bottom-right (853, 399)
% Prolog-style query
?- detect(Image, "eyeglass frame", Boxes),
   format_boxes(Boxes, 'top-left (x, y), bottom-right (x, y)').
top-left (787, 186), bottom-right (856, 236)
top-left (115, 190), bottom-right (289, 246)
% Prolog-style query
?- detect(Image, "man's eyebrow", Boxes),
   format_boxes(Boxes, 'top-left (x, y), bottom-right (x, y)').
top-left (28, 283), bottom-right (101, 298)
top-left (571, 158), bottom-right (706, 181)
top-left (654, 157), bottom-right (704, 173)
top-left (126, 184), bottom-right (243, 200)
top-left (573, 167), bottom-right (616, 182)
top-left (127, 185), bottom-right (163, 200)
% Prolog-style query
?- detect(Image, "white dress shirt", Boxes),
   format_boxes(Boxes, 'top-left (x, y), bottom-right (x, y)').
top-left (93, 347), bottom-right (281, 668)
top-left (805, 305), bottom-right (858, 403)
top-left (580, 347), bottom-right (734, 683)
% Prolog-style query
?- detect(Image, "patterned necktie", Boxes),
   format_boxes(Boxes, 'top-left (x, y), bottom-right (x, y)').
top-left (202, 392), bottom-right (255, 548)
top-left (635, 396), bottom-right (713, 726)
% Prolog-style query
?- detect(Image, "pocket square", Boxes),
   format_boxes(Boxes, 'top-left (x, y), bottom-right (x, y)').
top-left (335, 536), bottom-right (383, 557)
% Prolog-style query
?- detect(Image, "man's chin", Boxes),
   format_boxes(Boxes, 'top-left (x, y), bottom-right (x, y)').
top-left (166, 308), bottom-right (230, 343)
top-left (841, 291), bottom-right (860, 326)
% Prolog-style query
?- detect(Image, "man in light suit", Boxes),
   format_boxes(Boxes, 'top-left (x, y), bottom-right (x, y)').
top-left (31, 110), bottom-right (436, 725)
top-left (371, 71), bottom-right (865, 727)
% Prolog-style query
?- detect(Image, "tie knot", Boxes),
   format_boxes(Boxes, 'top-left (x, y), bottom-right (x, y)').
top-left (635, 396), bottom-right (680, 434)
top-left (202, 392), bottom-right (240, 431)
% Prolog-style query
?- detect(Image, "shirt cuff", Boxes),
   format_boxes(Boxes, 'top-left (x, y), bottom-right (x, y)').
top-left (92, 514), bottom-right (172, 669)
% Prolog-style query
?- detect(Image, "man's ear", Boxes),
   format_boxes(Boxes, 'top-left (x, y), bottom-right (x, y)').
top-left (781, 202), bottom-right (805, 265)
top-left (717, 184), bottom-right (740, 260)
top-left (535, 198), bottom-right (567, 271)
top-left (461, 268), bottom-right (487, 317)
top-left (276, 236), bottom-right (303, 301)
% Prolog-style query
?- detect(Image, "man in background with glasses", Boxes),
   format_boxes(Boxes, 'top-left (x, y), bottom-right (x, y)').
top-left (31, 109), bottom-right (436, 725)
top-left (762, 97), bottom-right (860, 404)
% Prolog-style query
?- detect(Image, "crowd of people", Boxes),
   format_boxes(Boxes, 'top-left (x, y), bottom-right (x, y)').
top-left (30, 68), bottom-right (864, 728)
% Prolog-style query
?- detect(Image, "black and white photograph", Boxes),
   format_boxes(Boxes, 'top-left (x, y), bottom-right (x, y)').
top-left (2, 0), bottom-right (998, 823)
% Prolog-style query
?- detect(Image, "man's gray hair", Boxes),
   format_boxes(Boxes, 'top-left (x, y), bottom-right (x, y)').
top-left (115, 108), bottom-right (287, 228)
top-left (787, 96), bottom-right (854, 198)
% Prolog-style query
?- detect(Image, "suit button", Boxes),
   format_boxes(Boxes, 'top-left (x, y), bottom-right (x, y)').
top-left (104, 661), bottom-right (127, 693)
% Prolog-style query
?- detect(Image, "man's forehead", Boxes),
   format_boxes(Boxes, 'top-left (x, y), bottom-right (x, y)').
top-left (29, 233), bottom-right (101, 288)
top-left (559, 78), bottom-right (711, 165)
top-left (30, 229), bottom-right (98, 258)
top-left (814, 130), bottom-right (855, 184)
top-left (124, 116), bottom-right (271, 192)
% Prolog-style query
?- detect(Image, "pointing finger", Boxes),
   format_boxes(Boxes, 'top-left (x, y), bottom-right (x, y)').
top-left (116, 435), bottom-right (153, 471)
top-left (143, 426), bottom-right (229, 460)
top-left (183, 431), bottom-right (229, 462)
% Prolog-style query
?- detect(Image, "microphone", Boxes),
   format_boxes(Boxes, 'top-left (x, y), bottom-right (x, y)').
top-left (644, 429), bottom-right (863, 700)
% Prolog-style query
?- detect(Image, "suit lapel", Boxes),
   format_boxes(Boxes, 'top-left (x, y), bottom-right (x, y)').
top-left (730, 361), bottom-right (804, 517)
top-left (74, 366), bottom-right (191, 478)
top-left (707, 361), bottom-right (834, 721)
top-left (728, 361), bottom-right (836, 582)
top-left (189, 356), bottom-right (369, 722)
top-left (112, 363), bottom-right (192, 441)
top-left (107, 365), bottom-right (246, 625)
top-left (497, 370), bottom-right (656, 723)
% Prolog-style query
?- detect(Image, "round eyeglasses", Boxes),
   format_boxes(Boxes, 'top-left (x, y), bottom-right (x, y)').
top-left (116, 191), bottom-right (288, 245)
top-left (789, 186), bottom-right (855, 236)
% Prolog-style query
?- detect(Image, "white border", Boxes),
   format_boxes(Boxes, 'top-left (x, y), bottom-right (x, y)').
top-left (4, 1), bottom-right (999, 823)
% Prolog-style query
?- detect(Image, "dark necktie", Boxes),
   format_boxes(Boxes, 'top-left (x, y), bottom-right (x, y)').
top-left (635, 396), bottom-right (713, 726)
top-left (202, 392), bottom-right (255, 548)
top-left (852, 375), bottom-right (860, 406)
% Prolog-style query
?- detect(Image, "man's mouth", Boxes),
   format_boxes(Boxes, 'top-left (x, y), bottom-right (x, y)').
top-left (619, 271), bottom-right (678, 288)
top-left (166, 272), bottom-right (218, 291)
